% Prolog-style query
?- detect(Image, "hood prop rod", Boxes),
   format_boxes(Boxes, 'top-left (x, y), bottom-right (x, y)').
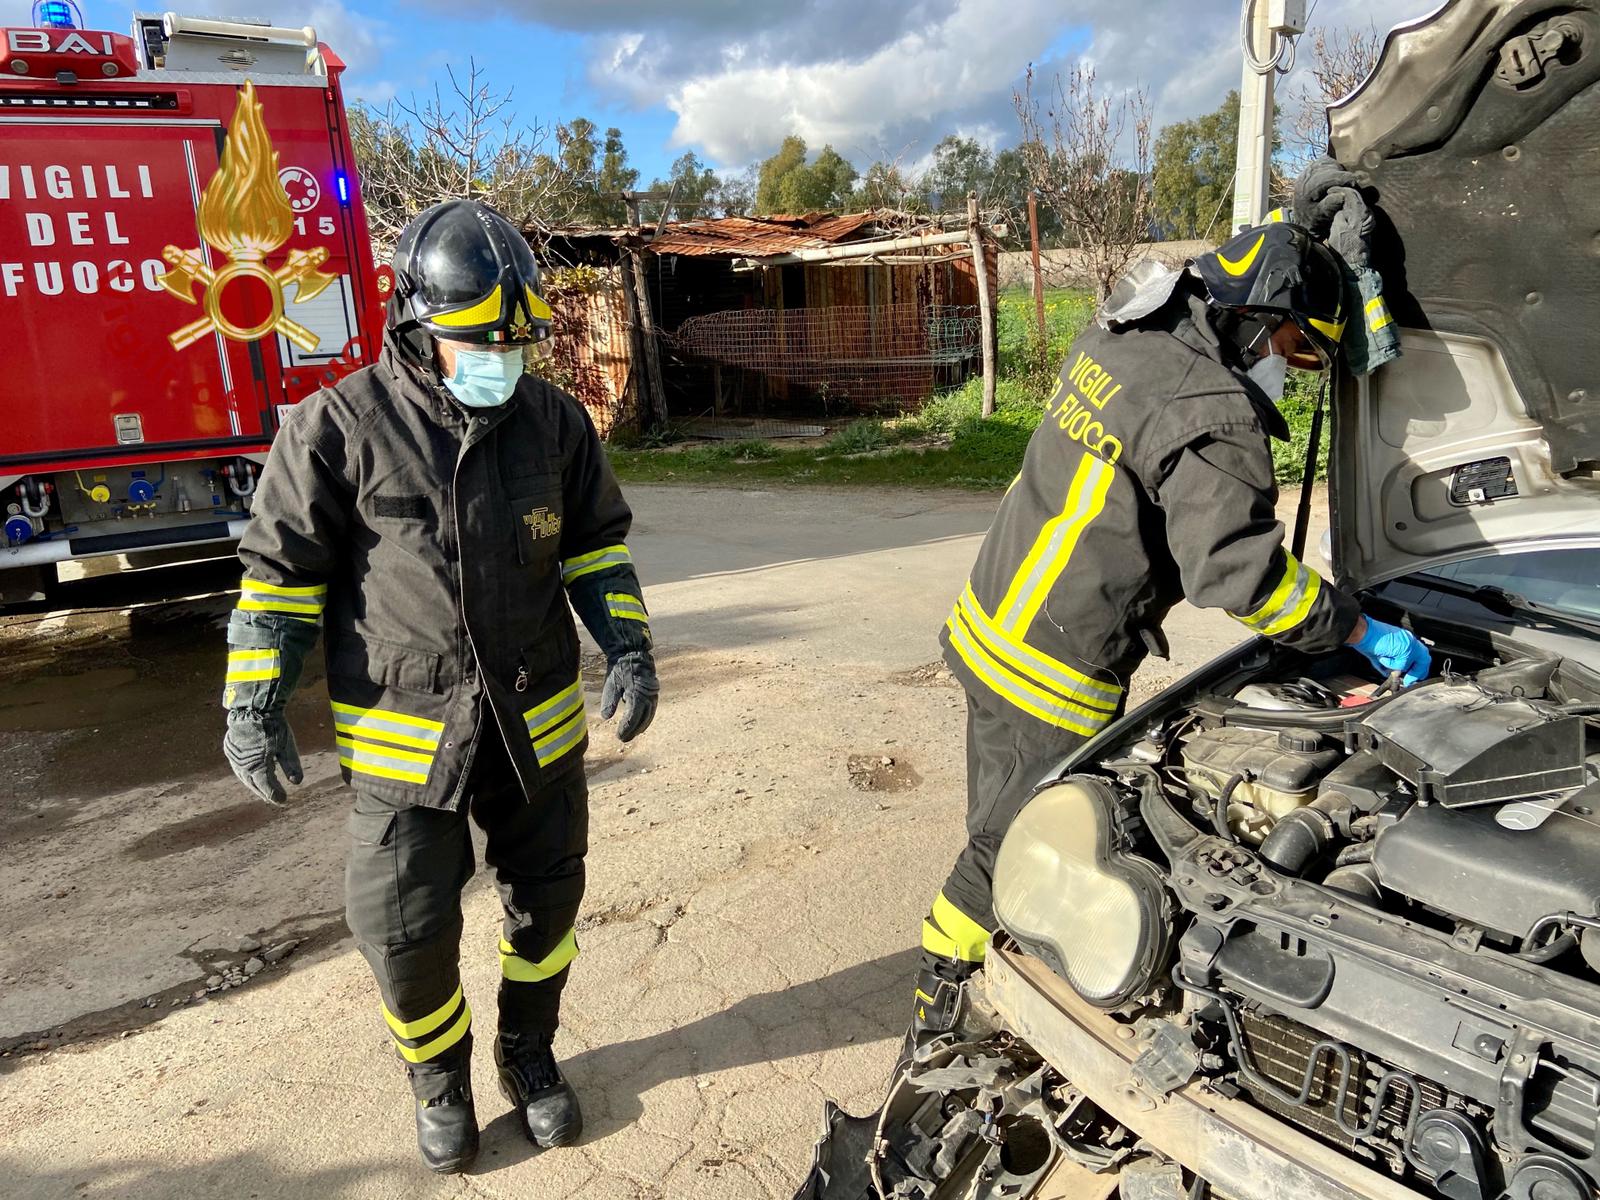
top-left (1291, 374), bottom-right (1330, 560)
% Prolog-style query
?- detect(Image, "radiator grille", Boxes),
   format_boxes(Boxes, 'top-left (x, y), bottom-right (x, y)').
top-left (1236, 1010), bottom-right (1449, 1156)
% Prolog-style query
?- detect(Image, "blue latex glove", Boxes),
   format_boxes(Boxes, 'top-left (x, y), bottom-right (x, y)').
top-left (1351, 617), bottom-right (1432, 686)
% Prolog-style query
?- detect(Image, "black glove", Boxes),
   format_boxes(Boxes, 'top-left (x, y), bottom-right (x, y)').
top-left (1326, 186), bottom-right (1374, 269)
top-left (1293, 156), bottom-right (1360, 234)
top-left (600, 650), bottom-right (659, 743)
top-left (224, 710), bottom-right (304, 806)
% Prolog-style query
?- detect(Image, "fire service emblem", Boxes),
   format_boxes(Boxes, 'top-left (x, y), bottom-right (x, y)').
top-left (159, 81), bottom-right (336, 352)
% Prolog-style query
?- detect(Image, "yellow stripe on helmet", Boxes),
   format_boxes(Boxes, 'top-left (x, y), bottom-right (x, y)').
top-left (1216, 233), bottom-right (1266, 277)
top-left (524, 286), bottom-right (553, 322)
top-left (432, 285), bottom-right (505, 329)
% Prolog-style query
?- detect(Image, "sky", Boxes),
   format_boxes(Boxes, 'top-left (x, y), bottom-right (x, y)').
top-left (6, 0), bottom-right (1444, 184)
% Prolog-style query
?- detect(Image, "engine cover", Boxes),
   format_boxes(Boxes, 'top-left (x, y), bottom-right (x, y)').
top-left (1373, 789), bottom-right (1600, 939)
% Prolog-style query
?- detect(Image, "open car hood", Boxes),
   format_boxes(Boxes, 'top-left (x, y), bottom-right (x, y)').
top-left (1326, 0), bottom-right (1600, 589)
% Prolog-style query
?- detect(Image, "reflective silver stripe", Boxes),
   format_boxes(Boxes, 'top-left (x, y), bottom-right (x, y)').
top-left (534, 709), bottom-right (587, 768)
top-left (957, 588), bottom-right (1120, 712)
top-left (524, 679), bottom-right (582, 736)
top-left (561, 546), bottom-right (631, 584)
top-left (329, 702), bottom-right (445, 751)
top-left (336, 737), bottom-right (434, 785)
top-left (945, 613), bottom-right (1113, 737)
top-left (995, 455), bottom-right (1115, 633)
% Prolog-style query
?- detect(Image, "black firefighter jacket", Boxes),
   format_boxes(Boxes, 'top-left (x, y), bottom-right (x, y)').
top-left (227, 338), bottom-right (651, 809)
top-left (941, 294), bottom-right (1359, 749)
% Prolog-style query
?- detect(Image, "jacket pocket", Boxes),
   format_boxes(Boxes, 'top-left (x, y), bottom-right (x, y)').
top-left (328, 634), bottom-right (443, 694)
top-left (509, 474), bottom-right (563, 567)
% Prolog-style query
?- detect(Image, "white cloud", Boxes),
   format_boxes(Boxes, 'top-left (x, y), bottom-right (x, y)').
top-left (568, 0), bottom-right (1437, 168)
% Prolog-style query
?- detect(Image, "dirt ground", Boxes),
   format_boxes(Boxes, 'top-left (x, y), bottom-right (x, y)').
top-left (1, 483), bottom-right (1329, 1199)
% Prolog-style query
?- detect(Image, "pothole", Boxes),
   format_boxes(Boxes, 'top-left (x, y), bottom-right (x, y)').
top-left (891, 661), bottom-right (956, 688)
top-left (847, 753), bottom-right (922, 793)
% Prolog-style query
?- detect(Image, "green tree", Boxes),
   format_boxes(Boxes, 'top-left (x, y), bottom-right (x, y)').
top-left (754, 136), bottom-right (858, 214)
top-left (755, 135), bottom-right (809, 213)
top-left (646, 150), bottom-right (720, 221)
top-left (1152, 90), bottom-right (1239, 240)
top-left (851, 160), bottom-right (919, 211)
top-left (717, 165), bottom-right (758, 216)
top-left (921, 135), bottom-right (993, 212)
top-left (594, 126), bottom-right (638, 224)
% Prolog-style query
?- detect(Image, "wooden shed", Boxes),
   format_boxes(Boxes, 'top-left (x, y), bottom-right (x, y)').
top-left (533, 210), bottom-right (1000, 434)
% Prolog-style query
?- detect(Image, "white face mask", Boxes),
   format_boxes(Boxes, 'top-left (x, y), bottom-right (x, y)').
top-left (1246, 352), bottom-right (1288, 402)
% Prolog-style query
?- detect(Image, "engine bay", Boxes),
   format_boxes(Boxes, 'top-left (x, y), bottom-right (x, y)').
top-left (1077, 649), bottom-right (1600, 1199)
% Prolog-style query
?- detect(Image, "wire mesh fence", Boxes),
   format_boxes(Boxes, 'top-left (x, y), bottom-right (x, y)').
top-left (665, 303), bottom-right (981, 416)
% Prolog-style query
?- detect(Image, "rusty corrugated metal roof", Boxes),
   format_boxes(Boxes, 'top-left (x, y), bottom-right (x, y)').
top-left (647, 210), bottom-right (886, 257)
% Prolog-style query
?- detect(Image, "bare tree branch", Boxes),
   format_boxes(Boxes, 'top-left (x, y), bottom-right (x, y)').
top-left (1277, 23), bottom-right (1384, 198)
top-left (1014, 65), bottom-right (1155, 300)
top-left (348, 58), bottom-right (586, 258)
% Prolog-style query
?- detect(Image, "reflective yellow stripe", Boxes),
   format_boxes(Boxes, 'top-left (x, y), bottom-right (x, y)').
top-left (524, 680), bottom-right (583, 737)
top-left (561, 543), bottom-right (631, 583)
top-left (914, 988), bottom-right (937, 1006)
top-left (945, 612), bottom-right (1113, 737)
top-left (994, 453), bottom-right (1115, 633)
top-left (1263, 207), bottom-right (1288, 223)
top-left (383, 985), bottom-right (463, 1040)
top-left (240, 579), bottom-right (327, 598)
top-left (394, 1003), bottom-right (472, 1063)
top-left (957, 586), bottom-right (1121, 714)
top-left (931, 892), bottom-right (991, 961)
top-left (500, 928), bottom-right (579, 982)
top-left (339, 756), bottom-right (432, 785)
top-left (533, 708), bottom-right (587, 769)
top-left (1216, 232), bottom-right (1265, 277)
top-left (1233, 553), bottom-right (1324, 637)
top-left (225, 649), bottom-right (280, 683)
top-left (336, 736), bottom-right (434, 766)
top-left (524, 286), bottom-right (553, 321)
top-left (431, 284), bottom-right (503, 328)
top-left (1308, 315), bottom-right (1346, 342)
top-left (329, 701), bottom-right (445, 752)
top-left (1365, 294), bottom-right (1393, 331)
top-left (605, 592), bottom-right (649, 624)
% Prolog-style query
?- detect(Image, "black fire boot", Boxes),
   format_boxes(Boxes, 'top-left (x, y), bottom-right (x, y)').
top-left (495, 1030), bottom-right (583, 1149)
top-left (407, 1054), bottom-right (479, 1174)
top-left (898, 962), bottom-right (979, 1071)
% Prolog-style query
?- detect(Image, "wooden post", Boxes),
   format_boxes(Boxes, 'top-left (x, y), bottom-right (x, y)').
top-left (1028, 191), bottom-right (1047, 349)
top-left (968, 192), bottom-right (997, 418)
top-left (624, 194), bottom-right (669, 430)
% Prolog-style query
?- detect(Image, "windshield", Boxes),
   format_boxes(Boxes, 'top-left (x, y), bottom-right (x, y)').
top-left (1424, 550), bottom-right (1600, 623)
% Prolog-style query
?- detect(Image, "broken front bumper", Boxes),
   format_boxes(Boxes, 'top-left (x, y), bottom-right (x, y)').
top-left (982, 946), bottom-right (1424, 1200)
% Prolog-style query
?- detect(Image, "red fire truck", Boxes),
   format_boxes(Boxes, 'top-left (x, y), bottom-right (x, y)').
top-left (0, 3), bottom-right (384, 605)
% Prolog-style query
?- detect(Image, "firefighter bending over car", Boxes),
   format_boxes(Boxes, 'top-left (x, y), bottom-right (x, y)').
top-left (910, 207), bottom-right (1430, 1057)
top-left (219, 200), bottom-right (660, 1173)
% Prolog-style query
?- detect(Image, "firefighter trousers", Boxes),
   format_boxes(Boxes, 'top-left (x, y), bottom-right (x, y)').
top-left (344, 717), bottom-right (588, 1094)
top-left (920, 697), bottom-right (1076, 983)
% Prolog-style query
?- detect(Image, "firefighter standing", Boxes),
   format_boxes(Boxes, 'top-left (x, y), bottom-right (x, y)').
top-left (220, 200), bottom-right (659, 1173)
top-left (910, 221), bottom-right (1431, 1049)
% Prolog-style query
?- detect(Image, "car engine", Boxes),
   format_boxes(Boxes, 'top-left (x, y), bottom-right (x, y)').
top-left (1005, 654), bottom-right (1600, 1200)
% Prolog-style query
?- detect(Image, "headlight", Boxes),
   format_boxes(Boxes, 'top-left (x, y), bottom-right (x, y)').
top-left (992, 777), bottom-right (1172, 1008)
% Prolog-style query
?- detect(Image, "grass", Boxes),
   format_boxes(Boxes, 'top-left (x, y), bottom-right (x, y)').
top-left (610, 287), bottom-right (1326, 491)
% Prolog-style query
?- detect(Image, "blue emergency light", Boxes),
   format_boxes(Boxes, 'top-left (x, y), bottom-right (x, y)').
top-left (32, 0), bottom-right (82, 28)
top-left (336, 171), bottom-right (350, 204)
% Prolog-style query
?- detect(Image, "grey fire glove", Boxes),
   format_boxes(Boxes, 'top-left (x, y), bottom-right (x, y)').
top-left (222, 606), bottom-right (318, 805)
top-left (224, 710), bottom-right (304, 806)
top-left (600, 650), bottom-right (659, 743)
top-left (1293, 156), bottom-right (1360, 232)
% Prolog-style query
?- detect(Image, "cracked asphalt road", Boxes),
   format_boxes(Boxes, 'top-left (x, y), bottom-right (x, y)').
top-left (2, 484), bottom-right (1325, 1199)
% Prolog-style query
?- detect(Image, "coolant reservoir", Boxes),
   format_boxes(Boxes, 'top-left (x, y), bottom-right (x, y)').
top-left (1180, 726), bottom-right (1342, 842)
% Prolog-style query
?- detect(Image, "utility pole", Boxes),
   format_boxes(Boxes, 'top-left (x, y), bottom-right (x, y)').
top-left (1231, 0), bottom-right (1305, 232)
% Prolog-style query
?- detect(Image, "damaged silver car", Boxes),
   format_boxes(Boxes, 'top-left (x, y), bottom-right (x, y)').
top-left (798, 2), bottom-right (1600, 1197)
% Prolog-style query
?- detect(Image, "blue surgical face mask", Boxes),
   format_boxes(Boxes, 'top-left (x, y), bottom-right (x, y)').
top-left (1246, 351), bottom-right (1288, 402)
top-left (442, 346), bottom-right (525, 408)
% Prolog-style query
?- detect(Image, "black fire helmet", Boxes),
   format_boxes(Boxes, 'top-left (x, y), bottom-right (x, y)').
top-left (1193, 220), bottom-right (1347, 369)
top-left (388, 200), bottom-right (551, 364)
